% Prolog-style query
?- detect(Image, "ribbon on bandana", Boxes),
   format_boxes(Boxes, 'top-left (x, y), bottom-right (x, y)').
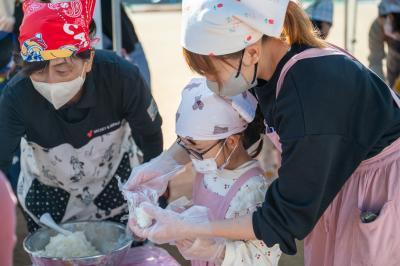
top-left (19, 0), bottom-right (96, 62)
top-left (176, 78), bottom-right (258, 140)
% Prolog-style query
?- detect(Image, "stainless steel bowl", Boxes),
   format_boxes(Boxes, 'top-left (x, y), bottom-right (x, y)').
top-left (23, 221), bottom-right (133, 266)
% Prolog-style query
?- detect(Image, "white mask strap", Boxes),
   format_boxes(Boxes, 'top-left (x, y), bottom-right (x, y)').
top-left (219, 140), bottom-right (239, 170)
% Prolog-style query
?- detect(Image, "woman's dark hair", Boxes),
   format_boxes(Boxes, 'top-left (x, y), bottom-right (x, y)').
top-left (15, 0), bottom-right (97, 76)
top-left (15, 49), bottom-right (93, 76)
top-left (392, 13), bottom-right (400, 33)
top-left (243, 107), bottom-right (265, 158)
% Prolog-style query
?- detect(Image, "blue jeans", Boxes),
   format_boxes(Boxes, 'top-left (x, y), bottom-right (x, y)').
top-left (128, 42), bottom-right (151, 88)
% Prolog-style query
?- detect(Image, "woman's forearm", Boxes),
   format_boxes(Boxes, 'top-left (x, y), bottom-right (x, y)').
top-left (194, 214), bottom-right (257, 241)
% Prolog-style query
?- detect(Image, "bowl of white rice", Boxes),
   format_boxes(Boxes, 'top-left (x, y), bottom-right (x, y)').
top-left (23, 221), bottom-right (133, 266)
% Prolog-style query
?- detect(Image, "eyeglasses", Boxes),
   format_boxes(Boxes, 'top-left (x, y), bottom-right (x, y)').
top-left (177, 137), bottom-right (223, 160)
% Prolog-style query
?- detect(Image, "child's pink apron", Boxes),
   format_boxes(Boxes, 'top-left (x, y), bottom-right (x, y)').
top-left (191, 167), bottom-right (264, 266)
top-left (268, 47), bottom-right (400, 266)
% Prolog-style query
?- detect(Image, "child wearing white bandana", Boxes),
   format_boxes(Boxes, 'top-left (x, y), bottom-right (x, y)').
top-left (174, 78), bottom-right (281, 266)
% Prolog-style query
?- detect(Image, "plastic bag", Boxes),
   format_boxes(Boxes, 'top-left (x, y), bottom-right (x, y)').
top-left (121, 244), bottom-right (180, 266)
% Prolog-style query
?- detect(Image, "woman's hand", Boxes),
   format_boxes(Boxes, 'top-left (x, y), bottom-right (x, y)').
top-left (129, 203), bottom-right (257, 245)
top-left (123, 142), bottom-right (190, 194)
top-left (129, 202), bottom-right (211, 244)
top-left (122, 151), bottom-right (184, 195)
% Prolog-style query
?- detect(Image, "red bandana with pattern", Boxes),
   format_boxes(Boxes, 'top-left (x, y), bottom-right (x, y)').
top-left (19, 0), bottom-right (95, 62)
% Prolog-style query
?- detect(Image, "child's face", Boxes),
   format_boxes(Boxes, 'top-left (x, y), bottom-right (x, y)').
top-left (178, 135), bottom-right (241, 167)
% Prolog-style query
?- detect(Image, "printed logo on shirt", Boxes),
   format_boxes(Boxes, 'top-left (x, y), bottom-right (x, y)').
top-left (87, 121), bottom-right (122, 139)
top-left (87, 130), bottom-right (94, 138)
top-left (147, 99), bottom-right (158, 122)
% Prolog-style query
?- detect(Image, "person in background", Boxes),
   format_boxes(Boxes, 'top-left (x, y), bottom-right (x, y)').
top-left (0, 171), bottom-right (17, 266)
top-left (383, 5), bottom-right (400, 88)
top-left (0, 0), bottom-right (16, 90)
top-left (0, 0), bottom-right (163, 233)
top-left (12, 1), bottom-right (23, 50)
top-left (0, 33), bottom-right (20, 191)
top-left (0, 1), bottom-right (20, 192)
top-left (0, 33), bottom-right (15, 91)
top-left (305, 0), bottom-right (333, 39)
top-left (101, 0), bottom-right (151, 87)
top-left (0, 0), bottom-right (15, 35)
top-left (368, 0), bottom-right (400, 87)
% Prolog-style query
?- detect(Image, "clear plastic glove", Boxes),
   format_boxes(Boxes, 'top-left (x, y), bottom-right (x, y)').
top-left (122, 152), bottom-right (184, 195)
top-left (122, 186), bottom-right (158, 229)
top-left (129, 202), bottom-right (210, 244)
top-left (176, 238), bottom-right (226, 264)
top-left (166, 196), bottom-right (193, 213)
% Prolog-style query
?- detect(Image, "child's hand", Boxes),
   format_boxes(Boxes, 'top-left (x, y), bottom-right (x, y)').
top-left (129, 203), bottom-right (210, 244)
top-left (176, 237), bottom-right (226, 263)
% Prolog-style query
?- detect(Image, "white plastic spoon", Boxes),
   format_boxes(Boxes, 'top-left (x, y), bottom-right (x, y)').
top-left (39, 213), bottom-right (72, 236)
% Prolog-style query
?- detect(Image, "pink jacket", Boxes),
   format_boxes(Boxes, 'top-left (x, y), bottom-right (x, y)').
top-left (0, 172), bottom-right (17, 266)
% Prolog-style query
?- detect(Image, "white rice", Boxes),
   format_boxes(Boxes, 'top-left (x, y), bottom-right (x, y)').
top-left (134, 206), bottom-right (152, 228)
top-left (40, 231), bottom-right (100, 258)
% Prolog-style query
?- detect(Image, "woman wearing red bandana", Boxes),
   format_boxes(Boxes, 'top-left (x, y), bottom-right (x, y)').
top-left (0, 0), bottom-right (163, 234)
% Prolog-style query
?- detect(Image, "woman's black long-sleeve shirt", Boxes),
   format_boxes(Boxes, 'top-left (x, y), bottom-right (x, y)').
top-left (252, 44), bottom-right (400, 254)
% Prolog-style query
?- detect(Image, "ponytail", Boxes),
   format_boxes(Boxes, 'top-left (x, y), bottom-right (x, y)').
top-left (280, 1), bottom-right (326, 48)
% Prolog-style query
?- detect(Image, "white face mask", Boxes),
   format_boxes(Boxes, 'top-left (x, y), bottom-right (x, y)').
top-left (31, 64), bottom-right (87, 110)
top-left (191, 140), bottom-right (239, 175)
top-left (206, 65), bottom-right (258, 97)
top-left (206, 49), bottom-right (258, 97)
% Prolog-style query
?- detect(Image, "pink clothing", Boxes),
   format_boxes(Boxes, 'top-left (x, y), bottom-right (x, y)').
top-left (0, 172), bottom-right (17, 266)
top-left (269, 47), bottom-right (400, 266)
top-left (192, 167), bottom-right (264, 266)
top-left (304, 137), bottom-right (400, 266)
top-left (121, 245), bottom-right (180, 266)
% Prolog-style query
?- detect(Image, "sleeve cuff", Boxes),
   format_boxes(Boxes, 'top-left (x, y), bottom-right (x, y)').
top-left (252, 207), bottom-right (263, 240)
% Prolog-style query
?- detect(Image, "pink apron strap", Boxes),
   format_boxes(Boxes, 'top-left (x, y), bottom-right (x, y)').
top-left (214, 167), bottom-right (264, 220)
top-left (270, 46), bottom-right (346, 152)
top-left (192, 173), bottom-right (203, 205)
top-left (272, 45), bottom-right (400, 160)
top-left (276, 44), bottom-right (400, 109)
top-left (276, 47), bottom-right (345, 98)
top-left (326, 42), bottom-right (358, 60)
top-left (266, 131), bottom-right (282, 153)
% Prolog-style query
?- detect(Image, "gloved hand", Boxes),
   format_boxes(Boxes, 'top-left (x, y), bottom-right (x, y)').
top-left (176, 238), bottom-right (226, 264)
top-left (123, 186), bottom-right (158, 230)
top-left (122, 152), bottom-right (183, 195)
top-left (166, 196), bottom-right (192, 213)
top-left (129, 202), bottom-right (210, 244)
